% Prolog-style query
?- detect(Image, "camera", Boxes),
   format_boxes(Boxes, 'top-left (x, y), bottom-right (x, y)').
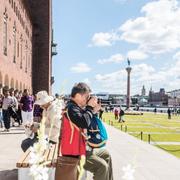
top-left (88, 96), bottom-right (101, 104)
top-left (97, 98), bottom-right (101, 104)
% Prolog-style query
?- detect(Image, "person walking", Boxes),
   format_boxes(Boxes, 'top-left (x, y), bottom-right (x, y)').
top-left (119, 108), bottom-right (125, 123)
top-left (9, 89), bottom-right (20, 126)
top-left (0, 94), bottom-right (4, 128)
top-left (99, 107), bottom-right (104, 119)
top-left (114, 108), bottom-right (119, 120)
top-left (154, 107), bottom-right (157, 114)
top-left (15, 90), bottom-right (23, 125)
top-left (2, 90), bottom-right (13, 131)
top-left (20, 89), bottom-right (34, 125)
top-left (167, 108), bottom-right (171, 119)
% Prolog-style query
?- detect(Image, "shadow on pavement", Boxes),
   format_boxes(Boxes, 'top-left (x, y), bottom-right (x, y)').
top-left (0, 169), bottom-right (18, 180)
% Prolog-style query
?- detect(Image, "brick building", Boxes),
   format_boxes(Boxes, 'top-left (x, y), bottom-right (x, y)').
top-left (0, 0), bottom-right (53, 94)
top-left (148, 88), bottom-right (168, 106)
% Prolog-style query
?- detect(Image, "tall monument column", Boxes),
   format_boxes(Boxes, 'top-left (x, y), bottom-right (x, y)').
top-left (126, 59), bottom-right (132, 109)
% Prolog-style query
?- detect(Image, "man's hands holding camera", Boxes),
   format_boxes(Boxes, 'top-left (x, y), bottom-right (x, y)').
top-left (87, 96), bottom-right (101, 113)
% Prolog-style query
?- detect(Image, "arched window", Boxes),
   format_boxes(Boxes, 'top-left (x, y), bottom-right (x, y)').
top-left (17, 41), bottom-right (19, 58)
top-left (20, 35), bottom-right (23, 69)
top-left (11, 0), bottom-right (13, 8)
top-left (13, 22), bottom-right (16, 63)
top-left (25, 41), bottom-right (28, 73)
top-left (14, 2), bottom-right (16, 12)
top-left (3, 9), bottom-right (8, 56)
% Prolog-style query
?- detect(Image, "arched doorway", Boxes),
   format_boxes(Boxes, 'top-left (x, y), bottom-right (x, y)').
top-left (23, 83), bottom-right (25, 91)
top-left (4, 74), bottom-right (9, 88)
top-left (10, 78), bottom-right (15, 89)
top-left (3, 74), bottom-right (9, 92)
top-left (0, 72), bottom-right (3, 94)
top-left (15, 80), bottom-right (19, 90)
top-left (20, 82), bottom-right (22, 91)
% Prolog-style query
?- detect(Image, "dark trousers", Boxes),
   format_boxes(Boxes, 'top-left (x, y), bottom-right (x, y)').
top-left (115, 114), bottom-right (118, 120)
top-left (2, 109), bottom-right (11, 130)
top-left (17, 107), bottom-right (22, 124)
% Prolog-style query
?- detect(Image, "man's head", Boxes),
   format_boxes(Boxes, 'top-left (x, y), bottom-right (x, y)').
top-left (4, 90), bottom-right (9, 97)
top-left (23, 89), bottom-right (29, 96)
top-left (55, 93), bottom-right (59, 99)
top-left (10, 89), bottom-right (14, 96)
top-left (71, 82), bottom-right (91, 107)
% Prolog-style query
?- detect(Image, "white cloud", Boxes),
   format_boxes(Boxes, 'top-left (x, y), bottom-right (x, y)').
top-left (95, 69), bottom-right (127, 94)
top-left (173, 51), bottom-right (180, 60)
top-left (167, 59), bottom-right (180, 78)
top-left (70, 63), bottom-right (91, 73)
top-left (90, 0), bottom-right (180, 55)
top-left (94, 60), bottom-right (180, 94)
top-left (89, 32), bottom-right (119, 47)
top-left (82, 78), bottom-right (91, 85)
top-left (127, 50), bottom-right (148, 60)
top-left (120, 0), bottom-right (180, 54)
top-left (97, 53), bottom-right (124, 64)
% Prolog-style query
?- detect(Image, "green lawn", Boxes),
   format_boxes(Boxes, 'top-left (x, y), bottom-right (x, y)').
top-left (130, 133), bottom-right (180, 142)
top-left (155, 145), bottom-right (180, 158)
top-left (103, 112), bottom-right (180, 158)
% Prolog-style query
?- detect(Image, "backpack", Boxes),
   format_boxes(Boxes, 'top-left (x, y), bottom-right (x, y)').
top-left (87, 116), bottom-right (108, 148)
top-left (120, 109), bottom-right (124, 116)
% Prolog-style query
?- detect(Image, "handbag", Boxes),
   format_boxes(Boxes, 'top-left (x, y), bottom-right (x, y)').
top-left (55, 156), bottom-right (79, 180)
top-left (55, 112), bottom-right (86, 180)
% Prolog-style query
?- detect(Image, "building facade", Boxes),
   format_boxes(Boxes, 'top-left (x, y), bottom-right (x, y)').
top-left (141, 85), bottom-right (146, 96)
top-left (148, 88), bottom-right (168, 106)
top-left (167, 89), bottom-right (180, 106)
top-left (0, 0), bottom-right (52, 94)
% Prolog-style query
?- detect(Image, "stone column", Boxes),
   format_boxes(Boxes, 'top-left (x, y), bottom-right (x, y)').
top-left (126, 66), bottom-right (132, 109)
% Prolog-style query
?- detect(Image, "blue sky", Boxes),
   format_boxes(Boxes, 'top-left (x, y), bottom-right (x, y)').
top-left (52, 0), bottom-right (180, 95)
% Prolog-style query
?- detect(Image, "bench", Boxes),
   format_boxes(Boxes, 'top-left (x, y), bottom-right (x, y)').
top-left (16, 144), bottom-right (89, 180)
top-left (16, 144), bottom-right (58, 180)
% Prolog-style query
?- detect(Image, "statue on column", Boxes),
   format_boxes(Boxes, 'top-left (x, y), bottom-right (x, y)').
top-left (127, 58), bottom-right (131, 66)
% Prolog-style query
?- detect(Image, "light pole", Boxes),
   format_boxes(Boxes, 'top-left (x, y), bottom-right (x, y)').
top-left (126, 58), bottom-right (132, 110)
top-left (51, 29), bottom-right (58, 85)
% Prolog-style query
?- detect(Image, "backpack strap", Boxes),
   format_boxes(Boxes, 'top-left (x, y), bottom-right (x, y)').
top-left (87, 140), bottom-right (107, 148)
top-left (66, 110), bottom-right (88, 142)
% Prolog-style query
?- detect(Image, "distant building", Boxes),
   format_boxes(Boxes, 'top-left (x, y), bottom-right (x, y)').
top-left (108, 94), bottom-right (126, 105)
top-left (95, 93), bottom-right (111, 105)
top-left (95, 93), bottom-right (109, 100)
top-left (141, 85), bottom-right (146, 96)
top-left (131, 94), bottom-right (149, 106)
top-left (167, 89), bottom-right (180, 106)
top-left (148, 88), bottom-right (168, 106)
top-left (168, 89), bottom-right (180, 98)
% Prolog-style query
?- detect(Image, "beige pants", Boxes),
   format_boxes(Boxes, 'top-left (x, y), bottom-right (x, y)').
top-left (84, 148), bottom-right (113, 180)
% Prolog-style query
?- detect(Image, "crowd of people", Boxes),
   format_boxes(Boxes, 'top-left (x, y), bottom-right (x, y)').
top-left (0, 89), bottom-right (43, 131)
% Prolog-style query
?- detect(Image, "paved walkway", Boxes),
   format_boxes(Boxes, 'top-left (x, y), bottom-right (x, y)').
top-left (106, 125), bottom-right (180, 180)
top-left (1, 125), bottom-right (180, 180)
top-left (0, 126), bottom-right (25, 180)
